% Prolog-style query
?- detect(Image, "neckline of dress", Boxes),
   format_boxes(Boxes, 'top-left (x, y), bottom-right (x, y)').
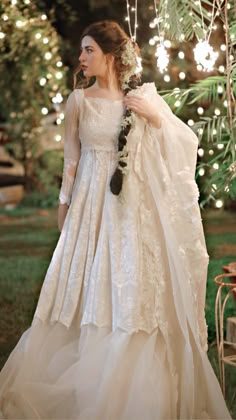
top-left (81, 88), bottom-right (124, 104)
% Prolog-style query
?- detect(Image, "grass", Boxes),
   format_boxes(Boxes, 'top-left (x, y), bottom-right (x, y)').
top-left (0, 207), bottom-right (235, 416)
top-left (0, 208), bottom-right (59, 368)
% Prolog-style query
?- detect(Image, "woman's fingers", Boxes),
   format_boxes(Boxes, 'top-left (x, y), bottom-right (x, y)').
top-left (123, 96), bottom-right (160, 127)
top-left (124, 97), bottom-right (143, 112)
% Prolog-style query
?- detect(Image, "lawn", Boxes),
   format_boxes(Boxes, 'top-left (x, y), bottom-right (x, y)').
top-left (0, 206), bottom-right (235, 416)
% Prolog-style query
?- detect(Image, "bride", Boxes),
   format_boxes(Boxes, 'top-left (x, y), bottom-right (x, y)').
top-left (0, 20), bottom-right (231, 419)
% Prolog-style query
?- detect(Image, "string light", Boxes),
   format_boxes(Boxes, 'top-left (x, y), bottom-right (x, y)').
top-left (153, 0), bottom-right (169, 73)
top-left (193, 0), bottom-right (219, 72)
top-left (54, 134), bottom-right (62, 142)
top-left (155, 43), bottom-right (169, 73)
top-left (199, 168), bottom-right (205, 176)
top-left (52, 93), bottom-right (63, 104)
top-left (164, 40), bottom-right (171, 48)
top-left (197, 64), bottom-right (203, 71)
top-left (55, 71), bottom-right (63, 80)
top-left (39, 77), bottom-right (47, 86)
top-left (178, 51), bottom-right (185, 59)
top-left (45, 52), bottom-right (52, 60)
top-left (194, 40), bottom-right (218, 71)
top-left (125, 0), bottom-right (142, 73)
top-left (198, 148), bottom-right (204, 157)
top-left (197, 107), bottom-right (204, 115)
top-left (188, 119), bottom-right (194, 126)
top-left (16, 20), bottom-right (26, 28)
top-left (126, 0), bottom-right (138, 41)
top-left (215, 200), bottom-right (223, 208)
top-left (164, 74), bottom-right (170, 82)
top-left (179, 71), bottom-right (186, 80)
top-left (41, 107), bottom-right (48, 115)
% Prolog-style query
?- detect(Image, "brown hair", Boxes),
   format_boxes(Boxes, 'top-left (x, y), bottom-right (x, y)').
top-left (73, 20), bottom-right (142, 195)
top-left (73, 20), bottom-right (140, 89)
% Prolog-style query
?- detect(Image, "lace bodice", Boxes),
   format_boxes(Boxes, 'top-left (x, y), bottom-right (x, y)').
top-left (59, 89), bottom-right (145, 205)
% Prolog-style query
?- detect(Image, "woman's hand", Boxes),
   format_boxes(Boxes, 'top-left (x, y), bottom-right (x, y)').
top-left (123, 95), bottom-right (161, 129)
top-left (58, 203), bottom-right (69, 232)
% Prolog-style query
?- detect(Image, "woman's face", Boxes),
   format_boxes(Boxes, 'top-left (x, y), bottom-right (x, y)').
top-left (79, 35), bottom-right (111, 78)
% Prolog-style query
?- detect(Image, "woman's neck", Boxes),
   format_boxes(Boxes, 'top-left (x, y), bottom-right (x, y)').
top-left (94, 76), bottom-right (121, 93)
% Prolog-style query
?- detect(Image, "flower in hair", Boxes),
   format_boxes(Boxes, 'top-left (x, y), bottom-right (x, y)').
top-left (120, 39), bottom-right (142, 90)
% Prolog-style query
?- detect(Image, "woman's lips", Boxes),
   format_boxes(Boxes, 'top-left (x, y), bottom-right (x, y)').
top-left (81, 65), bottom-right (88, 71)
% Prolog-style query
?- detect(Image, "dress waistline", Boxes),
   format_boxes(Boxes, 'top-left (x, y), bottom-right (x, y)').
top-left (81, 145), bottom-right (137, 153)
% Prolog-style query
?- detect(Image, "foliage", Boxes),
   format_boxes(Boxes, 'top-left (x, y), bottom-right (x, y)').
top-left (157, 0), bottom-right (236, 207)
top-left (158, 0), bottom-right (213, 41)
top-left (20, 150), bottom-right (63, 208)
top-left (0, 1), bottom-right (69, 189)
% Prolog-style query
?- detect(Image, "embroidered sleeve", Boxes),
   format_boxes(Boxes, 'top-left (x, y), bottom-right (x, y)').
top-left (59, 90), bottom-right (80, 205)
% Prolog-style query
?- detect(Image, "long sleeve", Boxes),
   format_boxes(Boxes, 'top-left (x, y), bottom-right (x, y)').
top-left (59, 90), bottom-right (81, 206)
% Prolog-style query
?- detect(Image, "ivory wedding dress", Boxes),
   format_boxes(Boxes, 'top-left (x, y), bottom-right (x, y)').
top-left (0, 83), bottom-right (231, 419)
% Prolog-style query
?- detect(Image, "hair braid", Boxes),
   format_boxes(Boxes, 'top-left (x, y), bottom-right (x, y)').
top-left (110, 77), bottom-right (140, 195)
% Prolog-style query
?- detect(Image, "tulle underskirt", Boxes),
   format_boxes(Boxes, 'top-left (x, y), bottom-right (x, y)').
top-left (0, 320), bottom-right (230, 419)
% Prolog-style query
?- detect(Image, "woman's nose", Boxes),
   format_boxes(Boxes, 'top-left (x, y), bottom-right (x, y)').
top-left (79, 50), bottom-right (85, 62)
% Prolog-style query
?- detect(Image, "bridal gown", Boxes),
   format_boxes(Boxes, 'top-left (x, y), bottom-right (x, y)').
top-left (0, 83), bottom-right (231, 419)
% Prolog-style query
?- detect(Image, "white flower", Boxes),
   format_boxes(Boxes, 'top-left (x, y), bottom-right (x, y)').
top-left (120, 39), bottom-right (141, 90)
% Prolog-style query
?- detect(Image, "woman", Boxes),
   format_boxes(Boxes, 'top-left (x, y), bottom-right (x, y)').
top-left (0, 20), bottom-right (231, 419)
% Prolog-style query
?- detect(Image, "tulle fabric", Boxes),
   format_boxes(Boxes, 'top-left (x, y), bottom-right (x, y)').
top-left (0, 320), bottom-right (229, 420)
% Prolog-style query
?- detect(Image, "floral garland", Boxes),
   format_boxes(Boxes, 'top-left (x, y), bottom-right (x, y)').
top-left (110, 39), bottom-right (142, 196)
top-left (120, 39), bottom-right (140, 90)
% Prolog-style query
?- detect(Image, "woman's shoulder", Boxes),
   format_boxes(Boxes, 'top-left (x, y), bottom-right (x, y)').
top-left (73, 87), bottom-right (84, 98)
top-left (67, 88), bottom-right (84, 107)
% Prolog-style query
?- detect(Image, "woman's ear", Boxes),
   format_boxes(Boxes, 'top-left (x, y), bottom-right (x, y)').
top-left (106, 53), bottom-right (115, 67)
